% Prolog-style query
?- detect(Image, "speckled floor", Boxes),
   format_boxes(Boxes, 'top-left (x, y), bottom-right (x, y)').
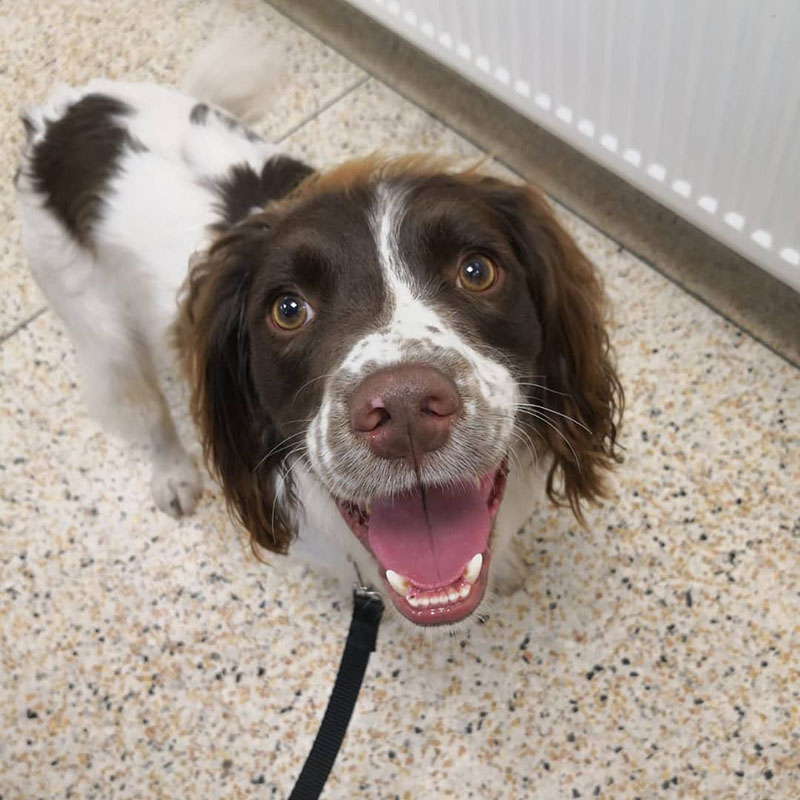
top-left (1, 2), bottom-right (798, 799)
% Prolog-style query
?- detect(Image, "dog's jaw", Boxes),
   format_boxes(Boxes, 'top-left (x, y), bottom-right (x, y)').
top-left (334, 461), bottom-right (508, 626)
top-left (290, 454), bottom-right (540, 633)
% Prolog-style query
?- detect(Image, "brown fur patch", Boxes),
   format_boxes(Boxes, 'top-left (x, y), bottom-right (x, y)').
top-left (29, 94), bottom-right (146, 247)
top-left (278, 153), bottom-right (474, 207)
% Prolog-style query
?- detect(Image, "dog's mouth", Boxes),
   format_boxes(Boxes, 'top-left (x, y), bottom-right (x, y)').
top-left (335, 460), bottom-right (508, 626)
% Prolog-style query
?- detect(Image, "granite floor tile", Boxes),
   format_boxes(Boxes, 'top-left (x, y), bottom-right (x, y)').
top-left (279, 77), bottom-right (485, 165)
top-left (2, 3), bottom-right (799, 799)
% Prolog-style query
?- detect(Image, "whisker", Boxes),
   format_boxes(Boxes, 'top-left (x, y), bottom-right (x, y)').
top-left (509, 424), bottom-right (539, 471)
top-left (517, 409), bottom-right (581, 470)
top-left (252, 430), bottom-right (307, 473)
top-left (278, 417), bottom-right (315, 428)
top-left (514, 402), bottom-right (592, 435)
top-left (515, 381), bottom-right (573, 399)
top-left (291, 371), bottom-right (338, 403)
top-left (513, 372), bottom-right (547, 380)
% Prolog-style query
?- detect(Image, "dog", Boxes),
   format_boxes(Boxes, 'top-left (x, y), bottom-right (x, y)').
top-left (16, 40), bottom-right (622, 630)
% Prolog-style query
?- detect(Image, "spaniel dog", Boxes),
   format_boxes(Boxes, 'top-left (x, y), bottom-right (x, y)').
top-left (16, 44), bottom-right (622, 630)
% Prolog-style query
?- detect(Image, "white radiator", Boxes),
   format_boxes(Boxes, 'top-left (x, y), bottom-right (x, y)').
top-left (344, 0), bottom-right (800, 292)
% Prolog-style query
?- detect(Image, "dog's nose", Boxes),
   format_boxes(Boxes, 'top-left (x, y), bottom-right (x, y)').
top-left (350, 365), bottom-right (460, 460)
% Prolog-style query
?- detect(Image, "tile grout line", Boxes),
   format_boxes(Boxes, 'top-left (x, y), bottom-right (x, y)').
top-left (274, 74), bottom-right (370, 145)
top-left (0, 307), bottom-right (47, 345)
top-left (265, 6), bottom-right (800, 373)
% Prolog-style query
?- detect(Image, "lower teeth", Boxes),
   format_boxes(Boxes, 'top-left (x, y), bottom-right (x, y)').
top-left (407, 583), bottom-right (471, 609)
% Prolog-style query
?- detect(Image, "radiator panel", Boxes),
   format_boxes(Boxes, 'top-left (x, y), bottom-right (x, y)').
top-left (344, 0), bottom-right (800, 292)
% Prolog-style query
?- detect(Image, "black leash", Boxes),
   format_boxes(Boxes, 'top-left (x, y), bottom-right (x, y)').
top-left (287, 585), bottom-right (384, 800)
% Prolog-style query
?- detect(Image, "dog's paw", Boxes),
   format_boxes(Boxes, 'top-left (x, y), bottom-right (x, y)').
top-left (492, 538), bottom-right (527, 596)
top-left (151, 452), bottom-right (203, 518)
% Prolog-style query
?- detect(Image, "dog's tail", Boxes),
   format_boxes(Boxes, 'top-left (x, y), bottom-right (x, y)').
top-left (183, 28), bottom-right (286, 123)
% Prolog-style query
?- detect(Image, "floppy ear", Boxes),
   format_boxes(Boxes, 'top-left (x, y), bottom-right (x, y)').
top-left (175, 220), bottom-right (295, 555)
top-left (477, 177), bottom-right (624, 518)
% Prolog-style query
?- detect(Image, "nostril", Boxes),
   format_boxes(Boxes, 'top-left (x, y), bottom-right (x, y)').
top-left (420, 392), bottom-right (460, 419)
top-left (352, 400), bottom-right (391, 433)
top-left (420, 404), bottom-right (450, 418)
top-left (373, 407), bottom-right (391, 427)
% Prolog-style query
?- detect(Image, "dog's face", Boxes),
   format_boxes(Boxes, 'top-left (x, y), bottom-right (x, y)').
top-left (180, 157), bottom-right (622, 628)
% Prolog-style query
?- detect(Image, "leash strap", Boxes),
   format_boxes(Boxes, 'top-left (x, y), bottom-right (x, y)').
top-left (288, 586), bottom-right (384, 800)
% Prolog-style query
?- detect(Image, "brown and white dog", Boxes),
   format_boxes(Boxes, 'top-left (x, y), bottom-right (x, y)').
top-left (16, 45), bottom-right (622, 630)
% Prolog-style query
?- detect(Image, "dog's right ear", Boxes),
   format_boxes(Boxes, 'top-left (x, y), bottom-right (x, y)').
top-left (176, 218), bottom-right (295, 555)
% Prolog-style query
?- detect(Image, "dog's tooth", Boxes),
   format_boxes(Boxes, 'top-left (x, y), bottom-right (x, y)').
top-left (448, 589), bottom-right (459, 603)
top-left (407, 595), bottom-right (419, 608)
top-left (385, 569), bottom-right (410, 595)
top-left (459, 583), bottom-right (471, 599)
top-left (463, 553), bottom-right (483, 584)
top-left (419, 596), bottom-right (430, 608)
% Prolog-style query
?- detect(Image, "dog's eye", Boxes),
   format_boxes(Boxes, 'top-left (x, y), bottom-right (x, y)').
top-left (457, 255), bottom-right (498, 293)
top-left (270, 293), bottom-right (313, 331)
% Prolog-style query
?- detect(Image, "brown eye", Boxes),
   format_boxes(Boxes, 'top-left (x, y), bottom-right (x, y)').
top-left (270, 293), bottom-right (313, 331)
top-left (457, 255), bottom-right (498, 293)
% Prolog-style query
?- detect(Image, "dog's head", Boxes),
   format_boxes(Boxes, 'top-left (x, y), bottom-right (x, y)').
top-left (179, 156), bottom-right (622, 627)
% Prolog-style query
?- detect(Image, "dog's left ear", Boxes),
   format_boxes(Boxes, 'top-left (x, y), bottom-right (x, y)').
top-left (175, 218), bottom-right (295, 555)
top-left (475, 176), bottom-right (624, 518)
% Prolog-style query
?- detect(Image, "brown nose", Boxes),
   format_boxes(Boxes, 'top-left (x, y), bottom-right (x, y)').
top-left (350, 365), bottom-right (460, 460)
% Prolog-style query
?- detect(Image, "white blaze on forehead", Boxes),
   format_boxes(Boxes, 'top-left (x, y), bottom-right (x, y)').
top-left (373, 181), bottom-right (409, 292)
top-left (367, 181), bottom-right (446, 355)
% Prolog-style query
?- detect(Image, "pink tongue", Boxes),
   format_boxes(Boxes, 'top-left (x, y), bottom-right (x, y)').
top-left (368, 483), bottom-right (490, 588)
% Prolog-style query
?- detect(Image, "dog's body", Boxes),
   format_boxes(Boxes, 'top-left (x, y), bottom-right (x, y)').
top-left (16, 78), bottom-right (299, 515)
top-left (17, 53), bottom-right (622, 630)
